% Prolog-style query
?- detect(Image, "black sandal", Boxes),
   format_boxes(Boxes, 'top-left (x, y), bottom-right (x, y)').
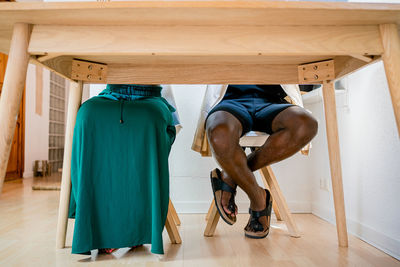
top-left (244, 189), bottom-right (272, 239)
top-left (210, 168), bottom-right (237, 225)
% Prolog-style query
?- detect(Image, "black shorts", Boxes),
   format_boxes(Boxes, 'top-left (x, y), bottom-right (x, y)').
top-left (207, 97), bottom-right (294, 136)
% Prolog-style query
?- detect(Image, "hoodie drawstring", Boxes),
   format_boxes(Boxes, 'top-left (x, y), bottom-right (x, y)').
top-left (120, 99), bottom-right (124, 124)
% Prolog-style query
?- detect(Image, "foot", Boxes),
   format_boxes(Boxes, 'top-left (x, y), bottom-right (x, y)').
top-left (98, 248), bottom-right (118, 254)
top-left (244, 189), bottom-right (272, 238)
top-left (220, 170), bottom-right (238, 217)
top-left (99, 245), bottom-right (143, 254)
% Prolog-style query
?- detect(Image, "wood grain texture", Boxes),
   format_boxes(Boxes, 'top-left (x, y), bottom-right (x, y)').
top-left (105, 64), bottom-right (299, 84)
top-left (1, 1), bottom-right (400, 56)
top-left (1, 179), bottom-right (399, 266)
top-left (205, 199), bottom-right (215, 221)
top-left (169, 199), bottom-right (181, 226)
top-left (322, 80), bottom-right (348, 247)
top-left (298, 59), bottom-right (335, 84)
top-left (68, 54), bottom-right (338, 65)
top-left (165, 209), bottom-right (182, 244)
top-left (28, 25), bottom-right (383, 56)
top-left (29, 56), bottom-right (73, 81)
top-left (380, 23), bottom-right (400, 137)
top-left (36, 55), bottom-right (379, 84)
top-left (333, 55), bottom-right (381, 80)
top-left (204, 201), bottom-right (220, 237)
top-left (0, 23), bottom-right (30, 194)
top-left (56, 81), bottom-right (83, 249)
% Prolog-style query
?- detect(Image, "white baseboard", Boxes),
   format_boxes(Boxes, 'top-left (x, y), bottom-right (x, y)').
top-left (312, 203), bottom-right (400, 260)
top-left (23, 171), bottom-right (33, 178)
top-left (172, 200), bottom-right (311, 214)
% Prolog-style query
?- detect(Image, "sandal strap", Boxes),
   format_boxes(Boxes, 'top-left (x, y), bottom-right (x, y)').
top-left (248, 189), bottom-right (272, 219)
top-left (248, 208), bottom-right (268, 219)
top-left (220, 180), bottom-right (236, 194)
top-left (212, 169), bottom-right (237, 194)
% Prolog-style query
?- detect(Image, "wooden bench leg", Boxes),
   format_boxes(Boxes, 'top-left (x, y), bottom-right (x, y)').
top-left (380, 23), bottom-right (400, 137)
top-left (56, 81), bottom-right (83, 249)
top-left (259, 166), bottom-right (300, 238)
top-left (165, 206), bottom-right (182, 244)
top-left (261, 174), bottom-right (282, 221)
top-left (0, 23), bottom-right (31, 195)
top-left (168, 199), bottom-right (181, 226)
top-left (322, 80), bottom-right (348, 247)
top-left (204, 200), bottom-right (220, 237)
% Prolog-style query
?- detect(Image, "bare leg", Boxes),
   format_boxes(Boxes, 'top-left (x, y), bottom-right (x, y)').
top-left (247, 106), bottom-right (318, 171)
top-left (206, 111), bottom-right (266, 214)
top-left (206, 106), bottom-right (318, 230)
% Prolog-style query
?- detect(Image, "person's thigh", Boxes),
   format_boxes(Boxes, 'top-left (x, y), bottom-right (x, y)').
top-left (270, 105), bottom-right (317, 134)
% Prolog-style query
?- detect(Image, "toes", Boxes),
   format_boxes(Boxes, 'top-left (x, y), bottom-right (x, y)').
top-left (223, 205), bottom-right (232, 215)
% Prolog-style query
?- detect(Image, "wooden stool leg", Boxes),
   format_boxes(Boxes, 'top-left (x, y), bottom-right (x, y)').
top-left (204, 200), bottom-right (220, 237)
top-left (259, 166), bottom-right (300, 238)
top-left (261, 174), bottom-right (282, 221)
top-left (165, 207), bottom-right (182, 244)
top-left (56, 81), bottom-right (83, 249)
top-left (0, 23), bottom-right (31, 194)
top-left (322, 80), bottom-right (348, 247)
top-left (380, 24), bottom-right (400, 137)
top-left (205, 200), bottom-right (215, 221)
top-left (168, 199), bottom-right (181, 226)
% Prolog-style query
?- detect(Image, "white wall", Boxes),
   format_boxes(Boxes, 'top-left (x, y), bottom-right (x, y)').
top-left (23, 64), bottom-right (50, 177)
top-left (304, 61), bottom-right (400, 259)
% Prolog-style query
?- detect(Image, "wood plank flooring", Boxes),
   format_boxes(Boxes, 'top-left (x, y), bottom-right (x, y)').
top-left (0, 178), bottom-right (399, 267)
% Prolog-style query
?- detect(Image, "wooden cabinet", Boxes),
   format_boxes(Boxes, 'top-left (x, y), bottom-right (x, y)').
top-left (0, 53), bottom-right (25, 180)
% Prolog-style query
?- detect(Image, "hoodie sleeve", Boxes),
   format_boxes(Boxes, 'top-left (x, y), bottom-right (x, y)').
top-left (161, 85), bottom-right (182, 134)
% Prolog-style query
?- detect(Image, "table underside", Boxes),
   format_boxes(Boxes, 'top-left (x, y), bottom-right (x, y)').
top-left (1, 1), bottom-right (398, 83)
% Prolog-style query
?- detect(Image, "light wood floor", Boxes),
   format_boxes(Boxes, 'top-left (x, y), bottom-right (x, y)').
top-left (0, 178), bottom-right (399, 267)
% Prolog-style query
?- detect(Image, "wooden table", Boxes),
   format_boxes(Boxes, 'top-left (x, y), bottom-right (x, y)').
top-left (0, 1), bottom-right (399, 249)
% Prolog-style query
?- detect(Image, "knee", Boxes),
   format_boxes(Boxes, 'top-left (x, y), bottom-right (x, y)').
top-left (206, 122), bottom-right (235, 153)
top-left (290, 112), bottom-right (318, 146)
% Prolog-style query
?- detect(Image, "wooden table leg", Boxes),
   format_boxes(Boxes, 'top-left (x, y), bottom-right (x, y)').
top-left (0, 23), bottom-right (31, 194)
top-left (379, 24), bottom-right (400, 137)
top-left (56, 81), bottom-right (83, 249)
top-left (322, 80), bottom-right (348, 247)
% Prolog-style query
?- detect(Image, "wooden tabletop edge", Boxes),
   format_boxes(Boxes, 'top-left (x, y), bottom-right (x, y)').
top-left (0, 1), bottom-right (400, 11)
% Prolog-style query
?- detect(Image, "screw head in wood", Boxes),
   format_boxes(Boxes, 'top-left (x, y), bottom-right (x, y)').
top-left (314, 74), bottom-right (319, 80)
top-left (88, 65), bottom-right (93, 70)
top-left (313, 65), bottom-right (318, 70)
